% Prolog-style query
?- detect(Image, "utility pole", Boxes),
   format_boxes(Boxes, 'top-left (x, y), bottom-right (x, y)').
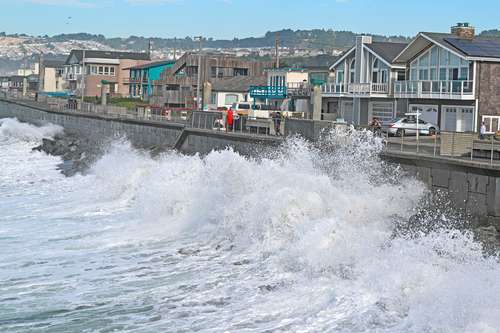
top-left (275, 32), bottom-right (280, 69)
top-left (81, 49), bottom-right (86, 106)
top-left (38, 52), bottom-right (44, 95)
top-left (194, 36), bottom-right (203, 110)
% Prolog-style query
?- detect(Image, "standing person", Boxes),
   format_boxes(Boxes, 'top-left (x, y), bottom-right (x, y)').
top-left (232, 109), bottom-right (240, 131)
top-left (480, 121), bottom-right (487, 140)
top-left (226, 108), bottom-right (234, 132)
top-left (273, 112), bottom-right (282, 136)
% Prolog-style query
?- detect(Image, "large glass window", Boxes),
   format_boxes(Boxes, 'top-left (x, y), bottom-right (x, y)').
top-left (409, 45), bottom-right (470, 82)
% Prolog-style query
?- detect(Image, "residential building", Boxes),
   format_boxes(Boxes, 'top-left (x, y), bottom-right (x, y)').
top-left (64, 50), bottom-right (151, 97)
top-left (151, 52), bottom-right (272, 109)
top-left (210, 76), bottom-right (267, 109)
top-left (393, 23), bottom-right (500, 133)
top-left (249, 67), bottom-right (333, 113)
top-left (7, 75), bottom-right (25, 94)
top-left (322, 36), bottom-right (408, 125)
top-left (17, 63), bottom-right (39, 76)
top-left (126, 60), bottom-right (175, 100)
top-left (39, 59), bottom-right (66, 93)
top-left (0, 76), bottom-right (9, 91)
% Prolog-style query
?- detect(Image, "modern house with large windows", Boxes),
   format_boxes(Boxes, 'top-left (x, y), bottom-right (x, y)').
top-left (393, 23), bottom-right (500, 133)
top-left (322, 36), bottom-right (408, 125)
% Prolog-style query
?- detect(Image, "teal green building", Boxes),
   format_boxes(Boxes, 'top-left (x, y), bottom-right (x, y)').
top-left (128, 60), bottom-right (175, 99)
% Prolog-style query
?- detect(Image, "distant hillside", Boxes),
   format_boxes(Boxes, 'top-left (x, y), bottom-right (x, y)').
top-left (0, 29), bottom-right (411, 55)
top-left (479, 29), bottom-right (500, 37)
top-left (35, 29), bottom-right (410, 50)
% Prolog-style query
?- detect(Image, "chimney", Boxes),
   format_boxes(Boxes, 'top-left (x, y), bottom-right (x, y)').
top-left (451, 23), bottom-right (475, 40)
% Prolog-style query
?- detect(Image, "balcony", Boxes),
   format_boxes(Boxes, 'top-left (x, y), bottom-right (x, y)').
top-left (66, 73), bottom-right (81, 81)
top-left (321, 83), bottom-right (389, 97)
top-left (124, 77), bottom-right (149, 85)
top-left (394, 81), bottom-right (474, 100)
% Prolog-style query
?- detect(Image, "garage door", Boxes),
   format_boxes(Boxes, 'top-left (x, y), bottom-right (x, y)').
top-left (409, 104), bottom-right (438, 125)
top-left (442, 106), bottom-right (474, 132)
top-left (369, 102), bottom-right (395, 125)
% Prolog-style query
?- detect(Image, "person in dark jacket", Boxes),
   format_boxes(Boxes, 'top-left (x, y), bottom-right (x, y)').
top-left (273, 112), bottom-right (282, 136)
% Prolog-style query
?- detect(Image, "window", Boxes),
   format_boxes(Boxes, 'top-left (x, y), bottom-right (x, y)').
top-left (225, 94), bottom-right (239, 105)
top-left (397, 70), bottom-right (406, 81)
top-left (91, 66), bottom-right (97, 75)
top-left (98, 66), bottom-right (104, 75)
top-left (110, 67), bottom-right (115, 76)
top-left (381, 70), bottom-right (388, 83)
top-left (336, 70), bottom-right (344, 84)
top-left (186, 66), bottom-right (198, 77)
top-left (372, 59), bottom-right (379, 83)
top-left (233, 68), bottom-right (248, 76)
top-left (104, 67), bottom-right (109, 75)
top-left (350, 59), bottom-right (356, 84)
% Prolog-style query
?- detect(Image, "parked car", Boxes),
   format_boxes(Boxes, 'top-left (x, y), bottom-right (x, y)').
top-left (388, 114), bottom-right (439, 136)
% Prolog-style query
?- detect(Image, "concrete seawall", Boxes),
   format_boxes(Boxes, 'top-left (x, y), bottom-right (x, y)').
top-left (0, 99), bottom-right (281, 155)
top-left (383, 151), bottom-right (500, 228)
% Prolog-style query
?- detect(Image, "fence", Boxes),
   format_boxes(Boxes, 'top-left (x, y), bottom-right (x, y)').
top-left (190, 111), bottom-right (284, 136)
top-left (379, 126), bottom-right (500, 166)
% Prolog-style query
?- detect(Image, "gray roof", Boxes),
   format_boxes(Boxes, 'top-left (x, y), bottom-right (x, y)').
top-left (423, 32), bottom-right (500, 58)
top-left (42, 59), bottom-right (66, 68)
top-left (9, 76), bottom-right (24, 83)
top-left (211, 76), bottom-right (267, 93)
top-left (66, 50), bottom-right (151, 64)
top-left (365, 42), bottom-right (408, 63)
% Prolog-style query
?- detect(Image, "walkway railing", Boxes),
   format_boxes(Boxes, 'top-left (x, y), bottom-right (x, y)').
top-left (321, 82), bottom-right (389, 95)
top-left (394, 80), bottom-right (474, 99)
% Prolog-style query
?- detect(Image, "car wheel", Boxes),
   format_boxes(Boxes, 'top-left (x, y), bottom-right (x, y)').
top-left (396, 129), bottom-right (405, 137)
top-left (428, 127), bottom-right (436, 136)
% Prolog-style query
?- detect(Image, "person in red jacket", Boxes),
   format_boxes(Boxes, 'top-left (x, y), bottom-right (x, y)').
top-left (226, 108), bottom-right (234, 131)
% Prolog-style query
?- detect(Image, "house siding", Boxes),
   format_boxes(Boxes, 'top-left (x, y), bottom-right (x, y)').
top-left (477, 62), bottom-right (500, 124)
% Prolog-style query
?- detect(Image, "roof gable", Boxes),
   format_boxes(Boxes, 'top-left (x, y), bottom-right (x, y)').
top-left (329, 46), bottom-right (355, 70)
top-left (65, 49), bottom-right (151, 65)
top-left (394, 32), bottom-right (500, 63)
top-left (365, 42), bottom-right (408, 64)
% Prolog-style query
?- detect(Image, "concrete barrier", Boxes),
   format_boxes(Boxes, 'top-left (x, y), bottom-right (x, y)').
top-left (382, 151), bottom-right (500, 229)
top-left (284, 118), bottom-right (335, 141)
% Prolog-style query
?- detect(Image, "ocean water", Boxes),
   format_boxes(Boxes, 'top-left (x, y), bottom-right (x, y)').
top-left (1, 117), bottom-right (500, 333)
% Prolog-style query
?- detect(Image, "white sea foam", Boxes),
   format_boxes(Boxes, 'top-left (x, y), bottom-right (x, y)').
top-left (0, 117), bottom-right (63, 142)
top-left (0, 119), bottom-right (499, 332)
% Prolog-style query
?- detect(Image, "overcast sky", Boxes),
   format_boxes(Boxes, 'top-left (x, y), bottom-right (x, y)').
top-left (1, 0), bottom-right (499, 39)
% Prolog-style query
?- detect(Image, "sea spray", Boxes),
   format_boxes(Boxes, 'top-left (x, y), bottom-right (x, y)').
top-left (1, 118), bottom-right (499, 332)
